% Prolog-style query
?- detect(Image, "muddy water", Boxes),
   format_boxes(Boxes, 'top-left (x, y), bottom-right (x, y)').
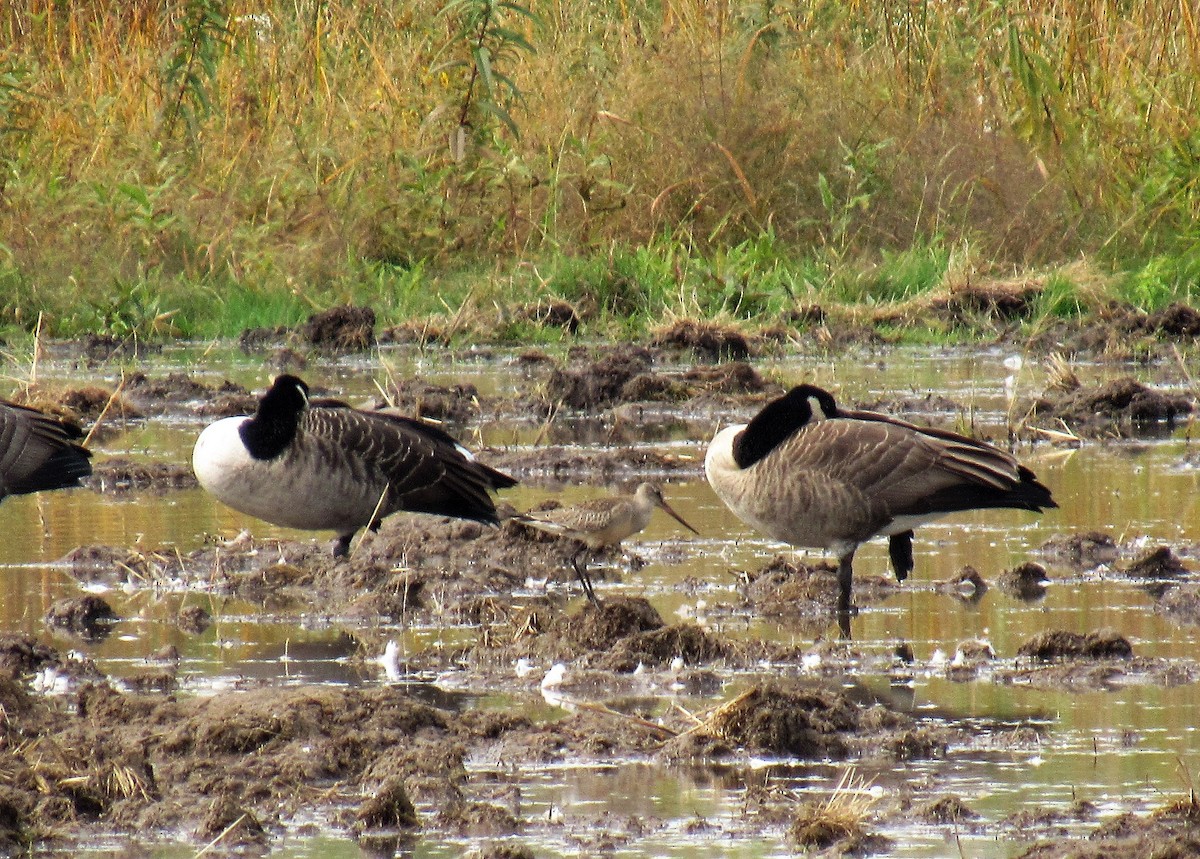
top-left (3, 344), bottom-right (1199, 857)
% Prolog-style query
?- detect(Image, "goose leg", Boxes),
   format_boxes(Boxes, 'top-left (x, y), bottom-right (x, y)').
top-left (888, 531), bottom-right (914, 582)
top-left (836, 552), bottom-right (856, 639)
top-left (333, 532), bottom-right (355, 558)
top-left (570, 546), bottom-right (600, 606)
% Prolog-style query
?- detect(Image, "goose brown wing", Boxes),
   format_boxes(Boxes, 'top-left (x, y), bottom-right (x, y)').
top-left (783, 418), bottom-right (1045, 519)
top-left (0, 402), bottom-right (92, 498)
top-left (301, 403), bottom-right (514, 524)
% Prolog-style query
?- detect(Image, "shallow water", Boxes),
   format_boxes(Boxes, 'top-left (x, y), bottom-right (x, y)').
top-left (3, 343), bottom-right (1199, 857)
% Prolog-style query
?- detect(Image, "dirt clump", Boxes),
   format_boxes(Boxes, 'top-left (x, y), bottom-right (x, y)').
top-left (89, 458), bottom-right (198, 493)
top-left (301, 304), bottom-right (376, 349)
top-left (355, 777), bottom-right (420, 829)
top-left (1016, 628), bottom-right (1133, 661)
top-left (603, 622), bottom-right (729, 672)
top-left (935, 281), bottom-right (1043, 322)
top-left (1016, 801), bottom-right (1200, 859)
top-left (545, 345), bottom-right (654, 409)
top-left (918, 796), bottom-right (979, 824)
top-left (1156, 585), bottom-right (1200, 627)
top-left (49, 384), bottom-right (141, 422)
top-left (651, 319), bottom-right (754, 361)
top-left (44, 595), bottom-right (118, 639)
top-left (1147, 302), bottom-right (1200, 338)
top-left (516, 299), bottom-right (580, 333)
top-left (997, 562), bottom-right (1050, 601)
top-left (176, 604), bottom-right (212, 634)
top-left (681, 360), bottom-right (771, 394)
top-left (789, 799), bottom-right (889, 853)
top-left (934, 566), bottom-right (988, 602)
top-left (1031, 377), bottom-right (1193, 436)
top-left (197, 797), bottom-right (267, 845)
top-left (1121, 546), bottom-right (1188, 579)
top-left (557, 596), bottom-right (665, 652)
top-left (744, 556), bottom-right (899, 624)
top-left (376, 378), bottom-right (483, 423)
top-left (0, 635), bottom-right (65, 677)
top-left (661, 682), bottom-right (949, 762)
top-left (1039, 531), bottom-right (1120, 569)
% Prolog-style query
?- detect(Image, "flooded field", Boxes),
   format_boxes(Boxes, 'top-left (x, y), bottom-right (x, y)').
top-left (3, 340), bottom-right (1199, 858)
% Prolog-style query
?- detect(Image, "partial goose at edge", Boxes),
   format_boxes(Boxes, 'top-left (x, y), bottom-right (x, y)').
top-left (1, 400), bottom-right (93, 502)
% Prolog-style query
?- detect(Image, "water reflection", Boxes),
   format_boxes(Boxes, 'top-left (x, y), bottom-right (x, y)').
top-left (4, 344), bottom-right (1200, 858)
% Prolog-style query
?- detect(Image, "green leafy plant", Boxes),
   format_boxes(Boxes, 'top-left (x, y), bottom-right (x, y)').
top-left (161, 0), bottom-right (231, 142)
top-left (433, 0), bottom-right (540, 146)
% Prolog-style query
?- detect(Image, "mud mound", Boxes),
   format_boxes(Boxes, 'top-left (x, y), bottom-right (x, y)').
top-left (59, 545), bottom-right (186, 588)
top-left (662, 682), bottom-right (950, 762)
top-left (1121, 546), bottom-right (1188, 579)
top-left (546, 346), bottom-right (653, 409)
top-left (1146, 302), bottom-right (1200, 338)
top-left (934, 567), bottom-right (988, 602)
top-left (0, 634), bottom-right (68, 677)
top-left (44, 595), bottom-right (118, 639)
top-left (377, 378), bottom-right (483, 423)
top-left (1032, 377), bottom-right (1192, 436)
top-left (651, 319), bottom-right (753, 361)
top-left (680, 361), bottom-right (770, 394)
top-left (48, 385), bottom-right (141, 422)
top-left (301, 304), bottom-right (376, 349)
top-left (558, 597), bottom-right (665, 652)
top-left (0, 667), bottom-right (574, 850)
top-left (1016, 629), bottom-right (1133, 661)
top-left (1017, 803), bottom-right (1200, 859)
top-left (355, 777), bottom-right (420, 830)
top-left (746, 556), bottom-right (899, 620)
top-left (516, 299), bottom-right (580, 332)
top-left (618, 373), bottom-right (689, 402)
top-left (919, 796), bottom-right (979, 824)
top-left (937, 282), bottom-right (1043, 321)
top-left (89, 458), bottom-right (198, 493)
top-left (1156, 585), bottom-right (1200, 627)
top-left (1039, 531), bottom-right (1120, 569)
top-left (602, 622), bottom-right (730, 671)
top-left (996, 562), bottom-right (1050, 601)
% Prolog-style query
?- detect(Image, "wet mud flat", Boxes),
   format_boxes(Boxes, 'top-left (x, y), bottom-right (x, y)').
top-left (4, 327), bottom-right (1200, 857)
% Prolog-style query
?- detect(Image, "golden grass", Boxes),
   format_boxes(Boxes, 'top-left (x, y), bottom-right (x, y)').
top-left (1, 1), bottom-right (1197, 334)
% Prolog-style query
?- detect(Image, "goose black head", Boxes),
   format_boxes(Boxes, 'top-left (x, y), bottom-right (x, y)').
top-left (240, 374), bottom-right (310, 460)
top-left (732, 384), bottom-right (840, 469)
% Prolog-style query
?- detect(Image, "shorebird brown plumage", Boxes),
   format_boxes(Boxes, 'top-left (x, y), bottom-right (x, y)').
top-left (515, 481), bottom-right (699, 603)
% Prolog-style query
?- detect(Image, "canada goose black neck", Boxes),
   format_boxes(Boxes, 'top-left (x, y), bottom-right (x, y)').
top-left (733, 384), bottom-right (840, 469)
top-left (239, 375), bottom-right (309, 460)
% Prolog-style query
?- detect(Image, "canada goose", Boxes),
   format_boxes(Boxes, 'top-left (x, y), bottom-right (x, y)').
top-left (192, 374), bottom-right (517, 556)
top-left (705, 384), bottom-right (1056, 635)
top-left (514, 481), bottom-right (699, 603)
top-left (0, 400), bottom-right (92, 501)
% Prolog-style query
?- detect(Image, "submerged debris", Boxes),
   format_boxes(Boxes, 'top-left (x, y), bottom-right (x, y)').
top-left (1039, 531), bottom-right (1120, 570)
top-left (1016, 629), bottom-right (1134, 661)
top-left (301, 304), bottom-right (376, 349)
top-left (44, 595), bottom-right (118, 640)
top-left (1031, 377), bottom-right (1192, 437)
top-left (1121, 546), bottom-right (1189, 579)
top-left (997, 562), bottom-right (1050, 601)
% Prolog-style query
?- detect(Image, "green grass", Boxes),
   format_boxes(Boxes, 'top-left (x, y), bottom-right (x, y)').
top-left (0, 1), bottom-right (1197, 344)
